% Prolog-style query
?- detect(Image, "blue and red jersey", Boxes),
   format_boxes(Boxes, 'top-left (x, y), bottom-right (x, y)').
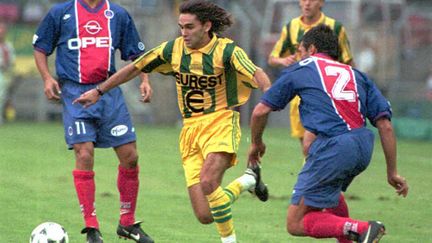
top-left (261, 54), bottom-right (392, 137)
top-left (33, 0), bottom-right (145, 84)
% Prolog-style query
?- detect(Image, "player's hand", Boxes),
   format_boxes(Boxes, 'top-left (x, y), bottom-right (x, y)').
top-left (44, 77), bottom-right (61, 101)
top-left (387, 173), bottom-right (409, 197)
top-left (248, 142), bottom-right (266, 167)
top-left (139, 79), bottom-right (153, 103)
top-left (72, 89), bottom-right (100, 108)
top-left (279, 54), bottom-right (297, 67)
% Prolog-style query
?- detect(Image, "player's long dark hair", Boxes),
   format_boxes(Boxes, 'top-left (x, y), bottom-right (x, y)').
top-left (301, 24), bottom-right (339, 60)
top-left (179, 0), bottom-right (233, 35)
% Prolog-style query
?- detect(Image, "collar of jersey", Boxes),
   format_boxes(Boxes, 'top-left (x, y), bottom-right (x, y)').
top-left (183, 34), bottom-right (218, 55)
top-left (313, 53), bottom-right (335, 61)
top-left (299, 12), bottom-right (326, 28)
top-left (78, 0), bottom-right (106, 13)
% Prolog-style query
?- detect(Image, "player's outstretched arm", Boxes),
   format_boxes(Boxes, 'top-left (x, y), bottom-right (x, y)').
top-left (73, 62), bottom-right (141, 108)
top-left (376, 118), bottom-right (409, 197)
top-left (253, 68), bottom-right (271, 92)
top-left (248, 103), bottom-right (272, 166)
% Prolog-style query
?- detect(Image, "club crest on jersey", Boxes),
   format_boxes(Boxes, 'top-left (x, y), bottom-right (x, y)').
top-left (68, 126), bottom-right (73, 136)
top-left (104, 9), bottom-right (114, 19)
top-left (138, 42), bottom-right (145, 51)
top-left (84, 20), bottom-right (102, 35)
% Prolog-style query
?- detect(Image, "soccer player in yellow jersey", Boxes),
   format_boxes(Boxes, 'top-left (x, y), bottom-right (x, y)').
top-left (74, 1), bottom-right (271, 242)
top-left (268, 0), bottom-right (354, 156)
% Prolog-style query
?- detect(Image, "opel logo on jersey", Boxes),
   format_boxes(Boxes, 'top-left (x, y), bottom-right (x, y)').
top-left (84, 20), bottom-right (102, 35)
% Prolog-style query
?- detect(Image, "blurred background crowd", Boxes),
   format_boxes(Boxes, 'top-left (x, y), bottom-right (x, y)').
top-left (0, 0), bottom-right (431, 140)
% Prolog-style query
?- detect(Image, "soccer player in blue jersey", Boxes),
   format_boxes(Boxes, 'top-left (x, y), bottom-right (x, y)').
top-left (33, 0), bottom-right (153, 242)
top-left (248, 25), bottom-right (409, 242)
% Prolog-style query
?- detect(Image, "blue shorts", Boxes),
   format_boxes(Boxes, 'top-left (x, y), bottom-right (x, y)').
top-left (291, 128), bottom-right (374, 208)
top-left (60, 81), bottom-right (136, 149)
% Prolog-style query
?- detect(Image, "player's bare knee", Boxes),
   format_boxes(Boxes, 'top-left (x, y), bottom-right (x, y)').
top-left (196, 213), bottom-right (214, 224)
top-left (286, 220), bottom-right (296, 235)
top-left (126, 153), bottom-right (139, 167)
top-left (286, 221), bottom-right (301, 236)
top-left (200, 178), bottom-right (217, 195)
top-left (74, 148), bottom-right (93, 165)
top-left (120, 151), bottom-right (139, 168)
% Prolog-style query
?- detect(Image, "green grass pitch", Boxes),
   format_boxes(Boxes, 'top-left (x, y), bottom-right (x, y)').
top-left (0, 122), bottom-right (430, 242)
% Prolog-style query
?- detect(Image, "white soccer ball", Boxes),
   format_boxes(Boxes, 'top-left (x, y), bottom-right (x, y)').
top-left (30, 222), bottom-right (69, 243)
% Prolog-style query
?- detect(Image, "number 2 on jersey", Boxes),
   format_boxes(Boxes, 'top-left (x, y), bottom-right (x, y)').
top-left (325, 66), bottom-right (356, 102)
top-left (316, 58), bottom-right (364, 129)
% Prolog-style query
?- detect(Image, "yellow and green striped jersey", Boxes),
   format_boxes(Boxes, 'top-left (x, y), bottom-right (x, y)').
top-left (270, 13), bottom-right (353, 64)
top-left (134, 35), bottom-right (258, 118)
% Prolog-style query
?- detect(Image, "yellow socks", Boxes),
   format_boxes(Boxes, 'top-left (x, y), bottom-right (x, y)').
top-left (207, 186), bottom-right (235, 238)
top-left (223, 180), bottom-right (243, 203)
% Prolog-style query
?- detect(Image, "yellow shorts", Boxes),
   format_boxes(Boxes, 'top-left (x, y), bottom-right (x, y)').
top-left (289, 95), bottom-right (305, 138)
top-left (179, 110), bottom-right (241, 187)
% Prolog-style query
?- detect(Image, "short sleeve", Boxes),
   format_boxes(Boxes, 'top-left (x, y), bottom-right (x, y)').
top-left (230, 46), bottom-right (257, 79)
top-left (120, 12), bottom-right (145, 61)
top-left (363, 75), bottom-right (392, 126)
top-left (133, 41), bottom-right (173, 75)
top-left (260, 71), bottom-right (296, 111)
top-left (337, 26), bottom-right (353, 64)
top-left (270, 25), bottom-right (290, 58)
top-left (33, 10), bottom-right (59, 55)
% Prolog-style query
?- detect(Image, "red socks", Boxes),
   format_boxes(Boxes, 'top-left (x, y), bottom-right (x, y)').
top-left (73, 166), bottom-right (140, 228)
top-left (325, 194), bottom-right (350, 242)
top-left (73, 170), bottom-right (98, 229)
top-left (303, 210), bottom-right (369, 239)
top-left (325, 194), bottom-right (349, 218)
top-left (117, 165), bottom-right (139, 226)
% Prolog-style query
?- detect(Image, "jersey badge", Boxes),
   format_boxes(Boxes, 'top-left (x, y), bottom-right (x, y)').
top-left (104, 9), bottom-right (114, 19)
top-left (138, 42), bottom-right (145, 51)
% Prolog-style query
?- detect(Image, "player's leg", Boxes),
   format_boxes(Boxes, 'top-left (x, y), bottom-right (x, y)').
top-left (288, 178), bottom-right (371, 241)
top-left (188, 183), bottom-right (213, 224)
top-left (180, 121), bottom-right (213, 223)
top-left (96, 87), bottom-right (153, 243)
top-left (286, 197), bottom-right (314, 236)
top-left (185, 152), bottom-right (260, 223)
top-left (114, 142), bottom-right (139, 226)
top-left (62, 81), bottom-right (104, 242)
top-left (72, 141), bottom-right (99, 230)
top-left (288, 130), bottom-right (382, 241)
top-left (202, 110), bottom-right (260, 203)
top-left (62, 81), bottom-right (100, 232)
top-left (325, 193), bottom-right (351, 243)
top-left (288, 199), bottom-right (370, 239)
top-left (114, 142), bottom-right (153, 243)
top-left (201, 152), bottom-right (237, 243)
top-left (302, 130), bottom-right (316, 156)
top-left (97, 85), bottom-right (140, 227)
